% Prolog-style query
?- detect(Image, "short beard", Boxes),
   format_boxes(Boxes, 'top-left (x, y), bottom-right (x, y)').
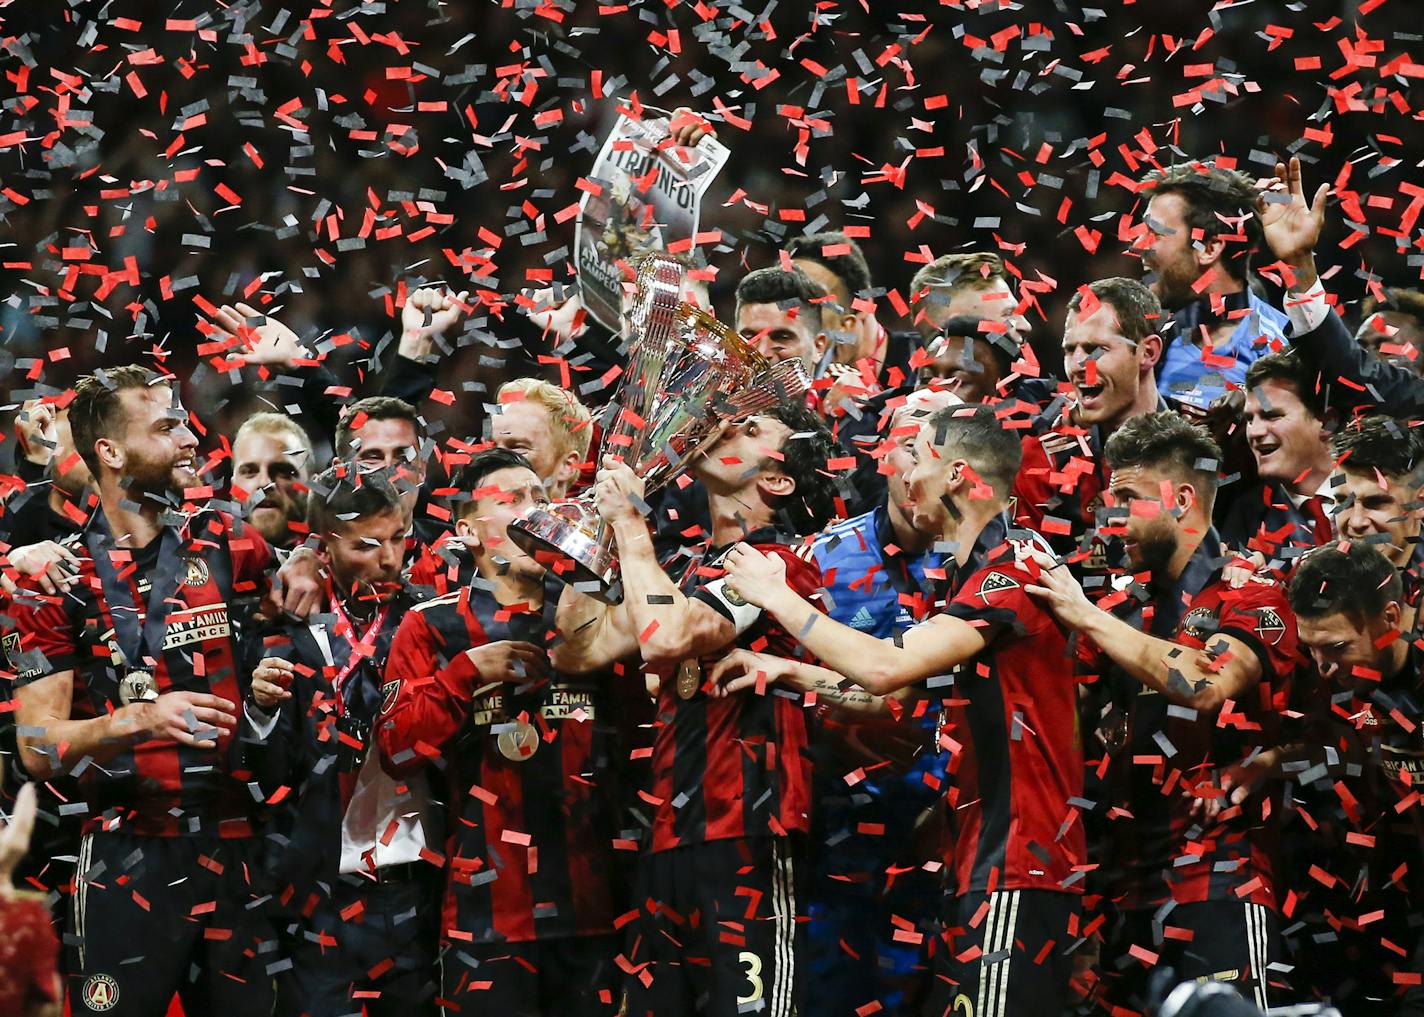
top-left (1147, 264), bottom-right (1197, 311)
top-left (1136, 528), bottom-right (1179, 580)
top-left (122, 454), bottom-right (184, 500)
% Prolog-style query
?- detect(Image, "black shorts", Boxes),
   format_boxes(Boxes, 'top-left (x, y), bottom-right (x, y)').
top-left (274, 868), bottom-right (440, 1017)
top-left (69, 831), bottom-right (276, 1017)
top-left (922, 889), bottom-right (1082, 1017)
top-left (622, 836), bottom-right (806, 1017)
top-left (440, 933), bottom-right (621, 1017)
top-left (1103, 900), bottom-right (1281, 1012)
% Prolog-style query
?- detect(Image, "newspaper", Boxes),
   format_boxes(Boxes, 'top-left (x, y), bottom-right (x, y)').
top-left (574, 113), bottom-right (730, 331)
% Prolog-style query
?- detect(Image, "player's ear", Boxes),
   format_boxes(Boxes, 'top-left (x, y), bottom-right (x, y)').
top-left (1176, 481), bottom-right (1198, 516)
top-left (95, 435), bottom-right (123, 472)
top-left (554, 448), bottom-right (582, 492)
top-left (758, 470), bottom-right (795, 500)
top-left (454, 514), bottom-right (481, 549)
top-left (1139, 332), bottom-right (1164, 371)
top-left (1197, 232), bottom-right (1227, 269)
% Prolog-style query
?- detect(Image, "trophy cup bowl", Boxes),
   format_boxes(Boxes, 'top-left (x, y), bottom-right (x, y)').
top-left (509, 253), bottom-right (810, 602)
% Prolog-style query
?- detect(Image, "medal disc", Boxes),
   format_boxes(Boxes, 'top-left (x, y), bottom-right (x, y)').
top-left (676, 659), bottom-right (701, 700)
top-left (496, 720), bottom-right (540, 762)
top-left (119, 670), bottom-right (159, 706)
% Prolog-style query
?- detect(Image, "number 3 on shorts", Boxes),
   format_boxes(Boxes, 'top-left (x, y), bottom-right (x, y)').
top-left (737, 951), bottom-right (764, 1005)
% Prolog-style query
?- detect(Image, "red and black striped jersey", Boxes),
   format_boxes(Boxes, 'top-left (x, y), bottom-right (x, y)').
top-left (646, 529), bottom-right (823, 853)
top-left (4, 508), bottom-right (272, 838)
top-left (1085, 547), bottom-right (1297, 911)
top-left (376, 577), bottom-right (622, 945)
top-left (938, 528), bottom-right (1088, 895)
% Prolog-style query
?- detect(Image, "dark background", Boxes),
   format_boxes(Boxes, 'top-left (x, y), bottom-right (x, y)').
top-left (0, 0), bottom-right (1420, 463)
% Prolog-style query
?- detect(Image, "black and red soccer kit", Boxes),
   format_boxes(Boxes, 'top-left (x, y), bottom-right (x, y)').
top-left (920, 515), bottom-right (1087, 1017)
top-left (621, 528), bottom-right (821, 1017)
top-left (377, 575), bottom-right (624, 1017)
top-left (1086, 536), bottom-right (1297, 1011)
top-left (4, 508), bottom-right (276, 1017)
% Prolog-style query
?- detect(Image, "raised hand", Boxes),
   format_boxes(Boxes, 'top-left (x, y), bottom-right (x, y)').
top-left (400, 285), bottom-right (470, 358)
top-left (1257, 156), bottom-right (1328, 286)
top-left (271, 546), bottom-right (325, 619)
top-left (0, 782), bottom-right (37, 892)
top-left (14, 399), bottom-right (57, 468)
top-left (668, 106), bottom-right (718, 148)
top-left (592, 456), bottom-right (648, 526)
top-left (208, 301), bottom-right (308, 368)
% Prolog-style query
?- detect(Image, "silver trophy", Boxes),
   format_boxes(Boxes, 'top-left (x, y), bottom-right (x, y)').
top-left (509, 253), bottom-right (810, 602)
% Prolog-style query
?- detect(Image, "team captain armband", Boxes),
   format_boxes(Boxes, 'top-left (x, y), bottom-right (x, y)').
top-left (695, 578), bottom-right (763, 635)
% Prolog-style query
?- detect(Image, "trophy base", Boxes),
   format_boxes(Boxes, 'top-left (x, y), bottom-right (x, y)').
top-left (508, 501), bottom-right (624, 604)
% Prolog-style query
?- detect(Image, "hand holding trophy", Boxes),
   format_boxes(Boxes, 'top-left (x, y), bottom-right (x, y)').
top-left (508, 254), bottom-right (809, 602)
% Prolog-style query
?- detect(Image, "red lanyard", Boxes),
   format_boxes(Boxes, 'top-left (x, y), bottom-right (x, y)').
top-left (328, 595), bottom-right (390, 711)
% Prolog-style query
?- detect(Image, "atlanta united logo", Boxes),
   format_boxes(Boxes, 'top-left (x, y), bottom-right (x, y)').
top-left (83, 973), bottom-right (120, 1011)
top-left (1180, 606), bottom-right (1217, 640)
top-left (182, 555), bottom-right (210, 586)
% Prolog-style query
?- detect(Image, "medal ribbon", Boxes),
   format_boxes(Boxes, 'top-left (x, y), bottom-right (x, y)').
top-left (84, 515), bottom-right (185, 676)
top-left (327, 594), bottom-right (391, 716)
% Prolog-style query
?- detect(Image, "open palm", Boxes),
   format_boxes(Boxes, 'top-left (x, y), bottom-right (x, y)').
top-left (1257, 156), bottom-right (1327, 267)
top-left (208, 301), bottom-right (306, 367)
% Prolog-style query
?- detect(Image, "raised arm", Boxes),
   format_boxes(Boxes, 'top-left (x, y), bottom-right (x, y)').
top-left (593, 458), bottom-right (737, 667)
top-left (720, 543), bottom-right (988, 695)
top-left (1024, 557), bottom-right (1267, 714)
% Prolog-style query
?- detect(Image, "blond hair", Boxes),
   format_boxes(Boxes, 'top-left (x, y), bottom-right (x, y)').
top-left (234, 411), bottom-right (314, 463)
top-left (496, 378), bottom-right (594, 461)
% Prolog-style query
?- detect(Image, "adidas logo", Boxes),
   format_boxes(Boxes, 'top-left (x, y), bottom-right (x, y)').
top-left (850, 605), bottom-right (876, 630)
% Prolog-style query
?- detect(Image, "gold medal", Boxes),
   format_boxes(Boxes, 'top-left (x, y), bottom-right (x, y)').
top-left (496, 719), bottom-right (540, 762)
top-left (676, 659), bottom-right (701, 700)
top-left (119, 669), bottom-right (159, 705)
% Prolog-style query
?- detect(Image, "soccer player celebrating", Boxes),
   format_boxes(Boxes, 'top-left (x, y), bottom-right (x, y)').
top-left (1330, 416), bottom-right (1424, 592)
top-left (554, 403), bottom-right (836, 1017)
top-left (717, 404), bottom-right (1086, 1017)
top-left (1014, 277), bottom-right (1166, 571)
top-left (6, 365), bottom-right (296, 1016)
top-left (231, 411), bottom-right (314, 551)
top-left (1023, 411), bottom-right (1297, 1011)
top-left (377, 449), bottom-right (625, 1016)
top-left (239, 467), bottom-right (441, 1017)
